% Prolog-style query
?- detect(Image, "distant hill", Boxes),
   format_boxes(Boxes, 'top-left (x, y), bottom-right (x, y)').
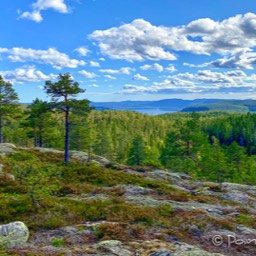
top-left (181, 99), bottom-right (256, 112)
top-left (91, 99), bottom-right (223, 114)
top-left (91, 99), bottom-right (256, 114)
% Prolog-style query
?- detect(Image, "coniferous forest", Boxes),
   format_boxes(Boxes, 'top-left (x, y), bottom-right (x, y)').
top-left (2, 74), bottom-right (256, 256)
top-left (2, 74), bottom-right (256, 185)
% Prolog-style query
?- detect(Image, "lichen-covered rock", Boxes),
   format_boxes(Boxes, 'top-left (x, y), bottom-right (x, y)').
top-left (0, 164), bottom-right (15, 181)
top-left (172, 242), bottom-right (224, 255)
top-left (0, 143), bottom-right (16, 156)
top-left (0, 221), bottom-right (29, 248)
top-left (94, 240), bottom-right (132, 256)
top-left (149, 250), bottom-right (172, 256)
top-left (117, 184), bottom-right (155, 196)
top-left (34, 147), bottom-right (63, 154)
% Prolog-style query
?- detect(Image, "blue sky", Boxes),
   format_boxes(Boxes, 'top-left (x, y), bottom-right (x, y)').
top-left (2, 0), bottom-right (256, 102)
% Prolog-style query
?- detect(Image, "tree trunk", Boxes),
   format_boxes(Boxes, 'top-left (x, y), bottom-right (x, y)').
top-left (34, 127), bottom-right (37, 147)
top-left (39, 126), bottom-right (43, 147)
top-left (186, 140), bottom-right (191, 157)
top-left (0, 114), bottom-right (2, 144)
top-left (39, 133), bottom-right (43, 148)
top-left (64, 108), bottom-right (70, 164)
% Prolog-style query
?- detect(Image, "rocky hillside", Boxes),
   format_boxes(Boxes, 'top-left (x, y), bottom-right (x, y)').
top-left (0, 144), bottom-right (256, 255)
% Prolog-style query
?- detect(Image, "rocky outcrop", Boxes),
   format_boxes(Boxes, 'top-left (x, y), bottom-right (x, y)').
top-left (0, 221), bottom-right (29, 248)
top-left (0, 143), bottom-right (16, 156)
top-left (94, 240), bottom-right (132, 255)
top-left (171, 242), bottom-right (224, 256)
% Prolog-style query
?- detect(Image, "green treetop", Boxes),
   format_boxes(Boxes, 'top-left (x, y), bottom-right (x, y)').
top-left (44, 73), bottom-right (91, 163)
top-left (0, 75), bottom-right (19, 143)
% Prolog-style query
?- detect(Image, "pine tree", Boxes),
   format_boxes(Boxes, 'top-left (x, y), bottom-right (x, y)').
top-left (0, 75), bottom-right (19, 143)
top-left (127, 135), bottom-right (145, 166)
top-left (23, 98), bottom-right (52, 147)
top-left (44, 73), bottom-right (91, 163)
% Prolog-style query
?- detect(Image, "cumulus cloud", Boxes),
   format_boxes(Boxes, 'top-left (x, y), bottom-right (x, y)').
top-left (123, 81), bottom-right (197, 95)
top-left (140, 63), bottom-right (163, 72)
top-left (165, 64), bottom-right (177, 72)
top-left (99, 67), bottom-right (134, 75)
top-left (78, 70), bottom-right (96, 78)
top-left (89, 13), bottom-right (256, 62)
top-left (20, 11), bottom-right (43, 23)
top-left (104, 75), bottom-right (116, 80)
top-left (89, 19), bottom-right (177, 61)
top-left (19, 0), bottom-right (69, 22)
top-left (74, 46), bottom-right (90, 57)
top-left (0, 47), bottom-right (85, 69)
top-left (89, 61), bottom-right (100, 67)
top-left (208, 51), bottom-right (256, 70)
top-left (132, 73), bottom-right (149, 81)
top-left (1, 66), bottom-right (57, 83)
top-left (122, 69), bottom-right (256, 95)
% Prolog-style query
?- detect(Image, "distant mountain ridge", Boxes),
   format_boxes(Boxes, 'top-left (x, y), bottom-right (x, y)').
top-left (91, 99), bottom-right (256, 114)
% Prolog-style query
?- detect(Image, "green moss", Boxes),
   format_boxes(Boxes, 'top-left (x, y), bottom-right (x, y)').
top-left (237, 213), bottom-right (255, 227)
top-left (51, 238), bottom-right (66, 247)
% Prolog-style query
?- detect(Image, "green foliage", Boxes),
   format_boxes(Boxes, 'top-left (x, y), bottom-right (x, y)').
top-left (22, 98), bottom-right (54, 147)
top-left (51, 238), bottom-right (66, 247)
top-left (127, 135), bottom-right (146, 166)
top-left (44, 73), bottom-right (91, 163)
top-left (237, 214), bottom-right (255, 227)
top-left (0, 75), bottom-right (20, 143)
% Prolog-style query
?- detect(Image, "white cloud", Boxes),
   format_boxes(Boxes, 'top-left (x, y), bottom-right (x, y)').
top-left (122, 69), bottom-right (256, 95)
top-left (78, 70), bottom-right (96, 78)
top-left (99, 67), bottom-right (134, 75)
top-left (165, 64), bottom-right (177, 73)
top-left (185, 18), bottom-right (217, 34)
top-left (208, 51), bottom-right (256, 70)
top-left (32, 0), bottom-right (68, 13)
top-left (74, 46), bottom-right (90, 57)
top-left (89, 61), bottom-right (100, 67)
top-left (140, 63), bottom-right (163, 72)
top-left (88, 84), bottom-right (99, 87)
top-left (0, 47), bottom-right (85, 69)
top-left (122, 81), bottom-right (197, 94)
top-left (133, 73), bottom-right (149, 81)
top-left (1, 66), bottom-right (57, 83)
top-left (89, 19), bottom-right (177, 61)
top-left (20, 11), bottom-right (42, 23)
top-left (104, 75), bottom-right (116, 80)
top-left (20, 0), bottom-right (69, 22)
top-left (89, 13), bottom-right (256, 62)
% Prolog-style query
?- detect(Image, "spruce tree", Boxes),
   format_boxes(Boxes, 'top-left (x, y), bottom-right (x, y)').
top-left (0, 75), bottom-right (19, 143)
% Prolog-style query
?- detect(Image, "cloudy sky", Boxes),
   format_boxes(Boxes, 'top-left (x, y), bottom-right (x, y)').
top-left (2, 0), bottom-right (256, 102)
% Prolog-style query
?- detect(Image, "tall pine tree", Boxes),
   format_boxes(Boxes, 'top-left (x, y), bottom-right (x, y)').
top-left (44, 73), bottom-right (91, 163)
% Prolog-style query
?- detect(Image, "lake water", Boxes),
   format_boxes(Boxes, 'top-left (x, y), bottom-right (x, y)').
top-left (133, 108), bottom-right (175, 115)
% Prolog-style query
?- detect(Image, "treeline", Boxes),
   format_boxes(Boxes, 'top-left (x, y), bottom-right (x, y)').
top-left (2, 74), bottom-right (256, 184)
top-left (4, 105), bottom-right (256, 184)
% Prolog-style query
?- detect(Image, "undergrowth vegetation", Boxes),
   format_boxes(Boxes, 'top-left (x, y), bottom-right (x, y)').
top-left (1, 148), bottom-right (256, 252)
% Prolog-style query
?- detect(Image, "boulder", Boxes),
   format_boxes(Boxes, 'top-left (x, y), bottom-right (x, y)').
top-left (0, 164), bottom-right (15, 181)
top-left (0, 143), bottom-right (16, 156)
top-left (0, 221), bottom-right (29, 248)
